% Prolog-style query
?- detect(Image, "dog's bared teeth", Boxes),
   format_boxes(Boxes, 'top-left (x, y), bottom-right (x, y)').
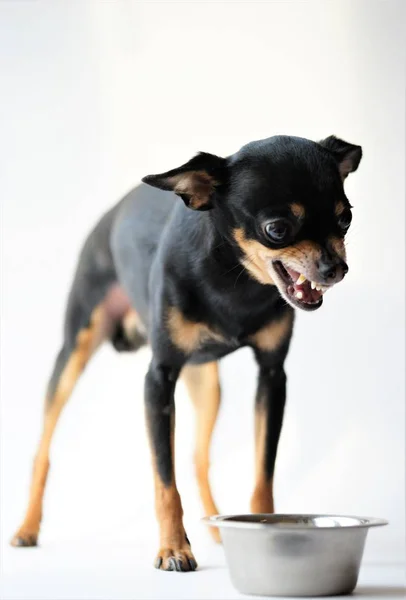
top-left (296, 273), bottom-right (306, 285)
top-left (311, 281), bottom-right (316, 289)
top-left (296, 291), bottom-right (303, 299)
top-left (316, 284), bottom-right (322, 291)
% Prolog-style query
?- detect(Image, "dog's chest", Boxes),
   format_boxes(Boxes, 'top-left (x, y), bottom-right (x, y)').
top-left (186, 336), bottom-right (243, 365)
top-left (167, 305), bottom-right (293, 364)
top-left (167, 306), bottom-right (242, 360)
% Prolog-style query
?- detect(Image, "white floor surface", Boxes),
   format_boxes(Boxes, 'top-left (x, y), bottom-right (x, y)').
top-left (1, 532), bottom-right (404, 600)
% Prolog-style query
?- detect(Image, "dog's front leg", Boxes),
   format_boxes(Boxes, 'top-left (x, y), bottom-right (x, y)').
top-left (249, 312), bottom-right (293, 514)
top-left (250, 354), bottom-right (287, 514)
top-left (145, 360), bottom-right (197, 572)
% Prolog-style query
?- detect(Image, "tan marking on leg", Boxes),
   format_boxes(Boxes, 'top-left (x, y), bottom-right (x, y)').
top-left (290, 202), bottom-right (305, 219)
top-left (11, 305), bottom-right (108, 547)
top-left (123, 307), bottom-right (147, 339)
top-left (147, 407), bottom-right (197, 570)
top-left (251, 403), bottom-right (274, 514)
top-left (182, 362), bottom-right (221, 543)
top-left (166, 307), bottom-right (224, 354)
top-left (153, 478), bottom-right (195, 567)
top-left (250, 311), bottom-right (293, 352)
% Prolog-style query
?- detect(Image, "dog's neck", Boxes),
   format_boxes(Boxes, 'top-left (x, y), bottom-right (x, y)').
top-left (195, 210), bottom-right (240, 271)
top-left (188, 209), bottom-right (281, 304)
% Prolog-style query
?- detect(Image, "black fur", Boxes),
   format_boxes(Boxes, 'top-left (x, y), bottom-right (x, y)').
top-left (25, 134), bottom-right (363, 568)
top-left (145, 363), bottom-right (179, 486)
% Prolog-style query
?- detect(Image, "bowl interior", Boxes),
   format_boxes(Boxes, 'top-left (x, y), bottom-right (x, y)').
top-left (204, 513), bottom-right (388, 529)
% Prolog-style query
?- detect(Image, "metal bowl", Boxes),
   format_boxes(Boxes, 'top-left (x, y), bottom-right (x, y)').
top-left (203, 514), bottom-right (387, 597)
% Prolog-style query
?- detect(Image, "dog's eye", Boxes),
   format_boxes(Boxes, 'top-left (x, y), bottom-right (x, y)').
top-left (338, 210), bottom-right (352, 233)
top-left (264, 219), bottom-right (293, 243)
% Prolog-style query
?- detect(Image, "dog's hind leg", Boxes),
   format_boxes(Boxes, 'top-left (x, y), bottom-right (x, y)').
top-left (10, 295), bottom-right (112, 547)
top-left (182, 361), bottom-right (221, 543)
top-left (111, 308), bottom-right (147, 352)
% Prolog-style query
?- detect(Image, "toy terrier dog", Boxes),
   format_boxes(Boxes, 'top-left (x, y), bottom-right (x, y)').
top-left (11, 134), bottom-right (362, 571)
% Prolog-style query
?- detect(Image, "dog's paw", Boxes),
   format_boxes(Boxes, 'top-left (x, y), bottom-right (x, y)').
top-left (154, 547), bottom-right (198, 572)
top-left (10, 529), bottom-right (38, 547)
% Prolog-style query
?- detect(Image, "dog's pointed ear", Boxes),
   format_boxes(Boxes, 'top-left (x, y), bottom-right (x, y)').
top-left (142, 152), bottom-right (228, 210)
top-left (319, 135), bottom-right (362, 181)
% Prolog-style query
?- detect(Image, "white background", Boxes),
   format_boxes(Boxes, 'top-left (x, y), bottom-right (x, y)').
top-left (1, 2), bottom-right (405, 598)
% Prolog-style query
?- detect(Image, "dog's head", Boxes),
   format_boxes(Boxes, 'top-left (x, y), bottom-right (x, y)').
top-left (142, 135), bottom-right (362, 311)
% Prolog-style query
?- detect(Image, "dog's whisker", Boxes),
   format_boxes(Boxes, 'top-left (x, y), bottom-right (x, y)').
top-left (234, 254), bottom-right (256, 288)
top-left (222, 260), bottom-right (245, 277)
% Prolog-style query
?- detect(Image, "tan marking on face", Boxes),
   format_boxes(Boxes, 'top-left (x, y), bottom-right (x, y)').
top-left (250, 310), bottom-right (294, 352)
top-left (233, 228), bottom-right (321, 286)
top-left (335, 201), bottom-right (345, 216)
top-left (278, 240), bottom-right (322, 271)
top-left (290, 202), bottom-right (305, 219)
top-left (170, 170), bottom-right (216, 210)
top-left (233, 228), bottom-right (275, 285)
top-left (329, 236), bottom-right (347, 261)
top-left (275, 241), bottom-right (323, 302)
top-left (167, 307), bottom-right (224, 353)
top-left (250, 403), bottom-right (274, 513)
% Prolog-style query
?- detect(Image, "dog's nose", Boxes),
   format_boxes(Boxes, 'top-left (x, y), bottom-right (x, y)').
top-left (318, 258), bottom-right (348, 284)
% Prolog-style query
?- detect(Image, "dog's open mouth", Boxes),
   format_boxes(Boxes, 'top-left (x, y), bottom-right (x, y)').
top-left (273, 261), bottom-right (328, 311)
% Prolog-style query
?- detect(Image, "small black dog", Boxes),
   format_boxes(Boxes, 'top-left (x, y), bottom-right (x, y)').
top-left (11, 134), bottom-right (362, 571)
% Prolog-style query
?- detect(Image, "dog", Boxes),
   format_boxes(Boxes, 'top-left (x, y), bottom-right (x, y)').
top-left (11, 134), bottom-right (362, 571)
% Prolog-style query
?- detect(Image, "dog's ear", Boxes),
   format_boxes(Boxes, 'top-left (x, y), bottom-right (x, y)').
top-left (319, 135), bottom-right (362, 181)
top-left (142, 152), bottom-right (228, 210)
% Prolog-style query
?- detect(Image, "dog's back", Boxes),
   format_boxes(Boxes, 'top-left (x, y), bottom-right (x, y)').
top-left (60, 183), bottom-right (176, 353)
top-left (110, 184), bottom-right (177, 323)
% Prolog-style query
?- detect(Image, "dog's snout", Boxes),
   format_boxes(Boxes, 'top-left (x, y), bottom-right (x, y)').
top-left (317, 257), bottom-right (348, 284)
top-left (320, 262), bottom-right (337, 282)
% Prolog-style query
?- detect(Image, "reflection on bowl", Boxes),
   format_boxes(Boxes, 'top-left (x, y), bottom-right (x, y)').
top-left (203, 513), bottom-right (388, 597)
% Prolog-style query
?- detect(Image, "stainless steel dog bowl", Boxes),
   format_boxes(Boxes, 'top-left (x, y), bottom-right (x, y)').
top-left (203, 514), bottom-right (387, 597)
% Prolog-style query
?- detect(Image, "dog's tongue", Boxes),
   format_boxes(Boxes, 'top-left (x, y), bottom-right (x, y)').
top-left (285, 267), bottom-right (322, 304)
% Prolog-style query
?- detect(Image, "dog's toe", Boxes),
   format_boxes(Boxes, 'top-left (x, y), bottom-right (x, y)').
top-left (187, 556), bottom-right (198, 571)
top-left (154, 547), bottom-right (198, 572)
top-left (10, 531), bottom-right (38, 547)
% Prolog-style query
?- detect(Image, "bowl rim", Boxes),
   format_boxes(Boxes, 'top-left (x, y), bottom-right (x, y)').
top-left (202, 513), bottom-right (388, 530)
